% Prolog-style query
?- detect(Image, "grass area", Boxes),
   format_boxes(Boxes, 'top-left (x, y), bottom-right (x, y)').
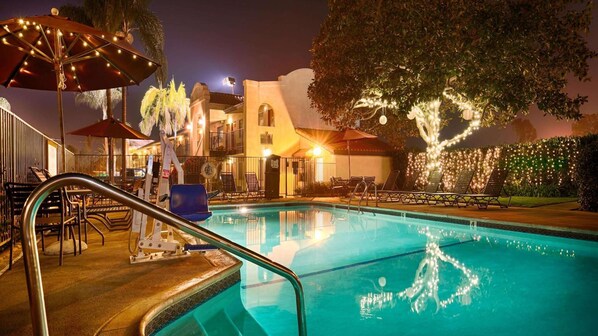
top-left (499, 196), bottom-right (578, 208)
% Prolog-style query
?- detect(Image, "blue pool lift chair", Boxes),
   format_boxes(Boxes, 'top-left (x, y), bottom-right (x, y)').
top-left (169, 184), bottom-right (217, 251)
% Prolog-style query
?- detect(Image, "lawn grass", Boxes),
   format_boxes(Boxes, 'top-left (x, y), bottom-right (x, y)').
top-left (499, 196), bottom-right (578, 208)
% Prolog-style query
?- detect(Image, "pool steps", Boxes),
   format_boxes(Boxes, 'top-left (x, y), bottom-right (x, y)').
top-left (155, 282), bottom-right (267, 335)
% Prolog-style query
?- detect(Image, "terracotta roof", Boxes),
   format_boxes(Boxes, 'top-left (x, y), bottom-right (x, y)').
top-left (295, 128), bottom-right (395, 156)
top-left (209, 92), bottom-right (243, 106)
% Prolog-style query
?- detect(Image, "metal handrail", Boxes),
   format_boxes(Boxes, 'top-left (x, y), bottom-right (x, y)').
top-left (20, 173), bottom-right (307, 336)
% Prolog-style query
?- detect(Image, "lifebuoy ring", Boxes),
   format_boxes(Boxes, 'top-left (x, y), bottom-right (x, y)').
top-left (200, 162), bottom-right (217, 179)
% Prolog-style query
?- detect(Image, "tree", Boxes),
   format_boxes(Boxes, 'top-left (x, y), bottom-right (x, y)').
top-left (511, 118), bottom-right (537, 143)
top-left (572, 113), bottom-right (598, 136)
top-left (139, 79), bottom-right (190, 137)
top-left (310, 0), bottom-right (596, 171)
top-left (75, 89), bottom-right (122, 120)
top-left (61, 0), bottom-right (167, 181)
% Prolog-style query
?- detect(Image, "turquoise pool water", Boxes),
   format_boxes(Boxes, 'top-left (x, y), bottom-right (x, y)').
top-left (158, 205), bottom-right (598, 335)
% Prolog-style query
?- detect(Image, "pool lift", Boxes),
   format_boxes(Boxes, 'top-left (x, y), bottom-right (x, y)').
top-left (130, 131), bottom-right (215, 264)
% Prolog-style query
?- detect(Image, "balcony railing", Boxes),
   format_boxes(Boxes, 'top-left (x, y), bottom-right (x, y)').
top-left (209, 129), bottom-right (244, 155)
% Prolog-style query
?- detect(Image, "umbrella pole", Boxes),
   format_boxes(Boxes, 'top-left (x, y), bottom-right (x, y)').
top-left (347, 140), bottom-right (351, 178)
top-left (107, 90), bottom-right (114, 184)
top-left (121, 87), bottom-right (127, 185)
top-left (56, 87), bottom-right (67, 173)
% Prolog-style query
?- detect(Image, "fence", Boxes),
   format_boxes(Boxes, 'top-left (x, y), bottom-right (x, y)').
top-left (70, 154), bottom-right (337, 197)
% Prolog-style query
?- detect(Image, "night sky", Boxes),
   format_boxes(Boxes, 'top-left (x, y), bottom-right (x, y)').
top-left (0, 1), bottom-right (596, 150)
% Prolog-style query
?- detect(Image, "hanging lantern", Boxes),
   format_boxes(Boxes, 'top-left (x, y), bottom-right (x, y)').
top-left (379, 114), bottom-right (388, 125)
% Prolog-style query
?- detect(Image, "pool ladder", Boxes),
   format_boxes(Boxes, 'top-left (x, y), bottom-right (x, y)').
top-left (347, 180), bottom-right (377, 214)
top-left (19, 173), bottom-right (308, 336)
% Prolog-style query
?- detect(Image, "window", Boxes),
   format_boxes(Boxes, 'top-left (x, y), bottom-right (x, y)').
top-left (260, 132), bottom-right (273, 145)
top-left (258, 103), bottom-right (274, 127)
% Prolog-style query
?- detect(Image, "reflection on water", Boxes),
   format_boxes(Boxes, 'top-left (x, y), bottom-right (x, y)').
top-left (360, 226), bottom-right (480, 316)
top-left (206, 207), bottom-right (580, 322)
top-left (396, 227), bottom-right (479, 313)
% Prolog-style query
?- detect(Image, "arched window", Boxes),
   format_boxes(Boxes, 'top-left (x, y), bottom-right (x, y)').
top-left (258, 103), bottom-right (274, 127)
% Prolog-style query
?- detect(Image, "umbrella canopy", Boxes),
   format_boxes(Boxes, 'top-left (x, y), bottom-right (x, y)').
top-left (68, 117), bottom-right (150, 140)
top-left (0, 10), bottom-right (159, 171)
top-left (340, 128), bottom-right (377, 177)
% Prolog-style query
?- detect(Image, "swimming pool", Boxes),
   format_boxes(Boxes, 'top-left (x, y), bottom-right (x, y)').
top-left (156, 205), bottom-right (598, 335)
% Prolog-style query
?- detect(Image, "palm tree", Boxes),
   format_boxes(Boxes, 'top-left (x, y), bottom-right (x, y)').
top-left (75, 89), bottom-right (122, 120)
top-left (75, 89), bottom-right (122, 174)
top-left (140, 78), bottom-right (190, 137)
top-left (61, 0), bottom-right (167, 181)
top-left (61, 0), bottom-right (167, 85)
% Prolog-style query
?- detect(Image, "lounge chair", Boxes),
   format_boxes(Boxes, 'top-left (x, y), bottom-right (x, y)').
top-left (377, 170), bottom-right (421, 203)
top-left (426, 169), bottom-right (474, 206)
top-left (330, 176), bottom-right (349, 196)
top-left (376, 169), bottom-right (401, 203)
top-left (400, 169), bottom-right (443, 204)
top-left (219, 172), bottom-right (244, 201)
top-left (245, 172), bottom-right (265, 200)
top-left (4, 182), bottom-right (82, 268)
top-left (456, 168), bottom-right (511, 209)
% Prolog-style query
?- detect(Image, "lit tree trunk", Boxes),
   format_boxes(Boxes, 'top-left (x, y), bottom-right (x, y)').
top-left (407, 89), bottom-right (482, 173)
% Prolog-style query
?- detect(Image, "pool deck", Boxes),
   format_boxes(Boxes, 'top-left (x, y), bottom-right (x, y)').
top-left (1, 198), bottom-right (597, 335)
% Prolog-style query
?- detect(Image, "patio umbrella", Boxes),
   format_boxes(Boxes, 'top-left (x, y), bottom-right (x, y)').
top-left (340, 128), bottom-right (377, 177)
top-left (0, 9), bottom-right (159, 172)
top-left (69, 117), bottom-right (150, 140)
top-left (69, 117), bottom-right (149, 182)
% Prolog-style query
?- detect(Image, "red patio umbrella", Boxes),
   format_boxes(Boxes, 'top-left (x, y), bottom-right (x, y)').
top-left (0, 9), bottom-right (159, 172)
top-left (69, 118), bottom-right (149, 182)
top-left (340, 128), bottom-right (377, 177)
top-left (69, 117), bottom-right (150, 140)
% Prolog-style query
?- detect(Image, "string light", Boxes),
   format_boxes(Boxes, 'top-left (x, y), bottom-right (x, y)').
top-left (405, 137), bottom-right (580, 194)
top-left (357, 88), bottom-right (483, 172)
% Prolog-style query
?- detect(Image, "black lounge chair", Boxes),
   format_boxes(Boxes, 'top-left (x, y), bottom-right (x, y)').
top-left (426, 169), bottom-right (474, 206)
top-left (219, 172), bottom-right (244, 201)
top-left (401, 169), bottom-right (444, 204)
top-left (456, 167), bottom-right (511, 209)
top-left (376, 169), bottom-right (401, 203)
top-left (330, 176), bottom-right (350, 196)
top-left (245, 172), bottom-right (265, 200)
top-left (378, 170), bottom-right (421, 202)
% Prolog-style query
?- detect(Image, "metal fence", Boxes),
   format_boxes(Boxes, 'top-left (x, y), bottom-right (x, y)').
top-left (70, 154), bottom-right (337, 197)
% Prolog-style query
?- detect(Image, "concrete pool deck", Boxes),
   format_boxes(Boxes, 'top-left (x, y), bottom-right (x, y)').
top-left (0, 198), bottom-right (596, 335)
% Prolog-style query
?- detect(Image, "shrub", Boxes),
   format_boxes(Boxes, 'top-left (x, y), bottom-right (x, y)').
top-left (296, 182), bottom-right (333, 196)
top-left (576, 138), bottom-right (598, 211)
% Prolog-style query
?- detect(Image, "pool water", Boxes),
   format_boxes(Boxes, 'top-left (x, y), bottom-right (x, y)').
top-left (159, 206), bottom-right (598, 335)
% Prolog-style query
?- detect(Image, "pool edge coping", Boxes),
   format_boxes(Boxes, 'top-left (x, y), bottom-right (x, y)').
top-left (211, 201), bottom-right (598, 241)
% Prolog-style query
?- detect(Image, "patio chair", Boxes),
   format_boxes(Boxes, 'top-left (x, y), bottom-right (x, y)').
top-left (4, 182), bottom-right (82, 269)
top-left (376, 169), bottom-right (401, 202)
top-left (400, 169), bottom-right (444, 204)
top-left (426, 169), bottom-right (474, 206)
top-left (456, 167), bottom-right (511, 209)
top-left (245, 172), bottom-right (265, 200)
top-left (220, 172), bottom-right (244, 201)
top-left (29, 166), bottom-right (51, 182)
top-left (330, 176), bottom-right (349, 196)
top-left (376, 170), bottom-right (421, 203)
